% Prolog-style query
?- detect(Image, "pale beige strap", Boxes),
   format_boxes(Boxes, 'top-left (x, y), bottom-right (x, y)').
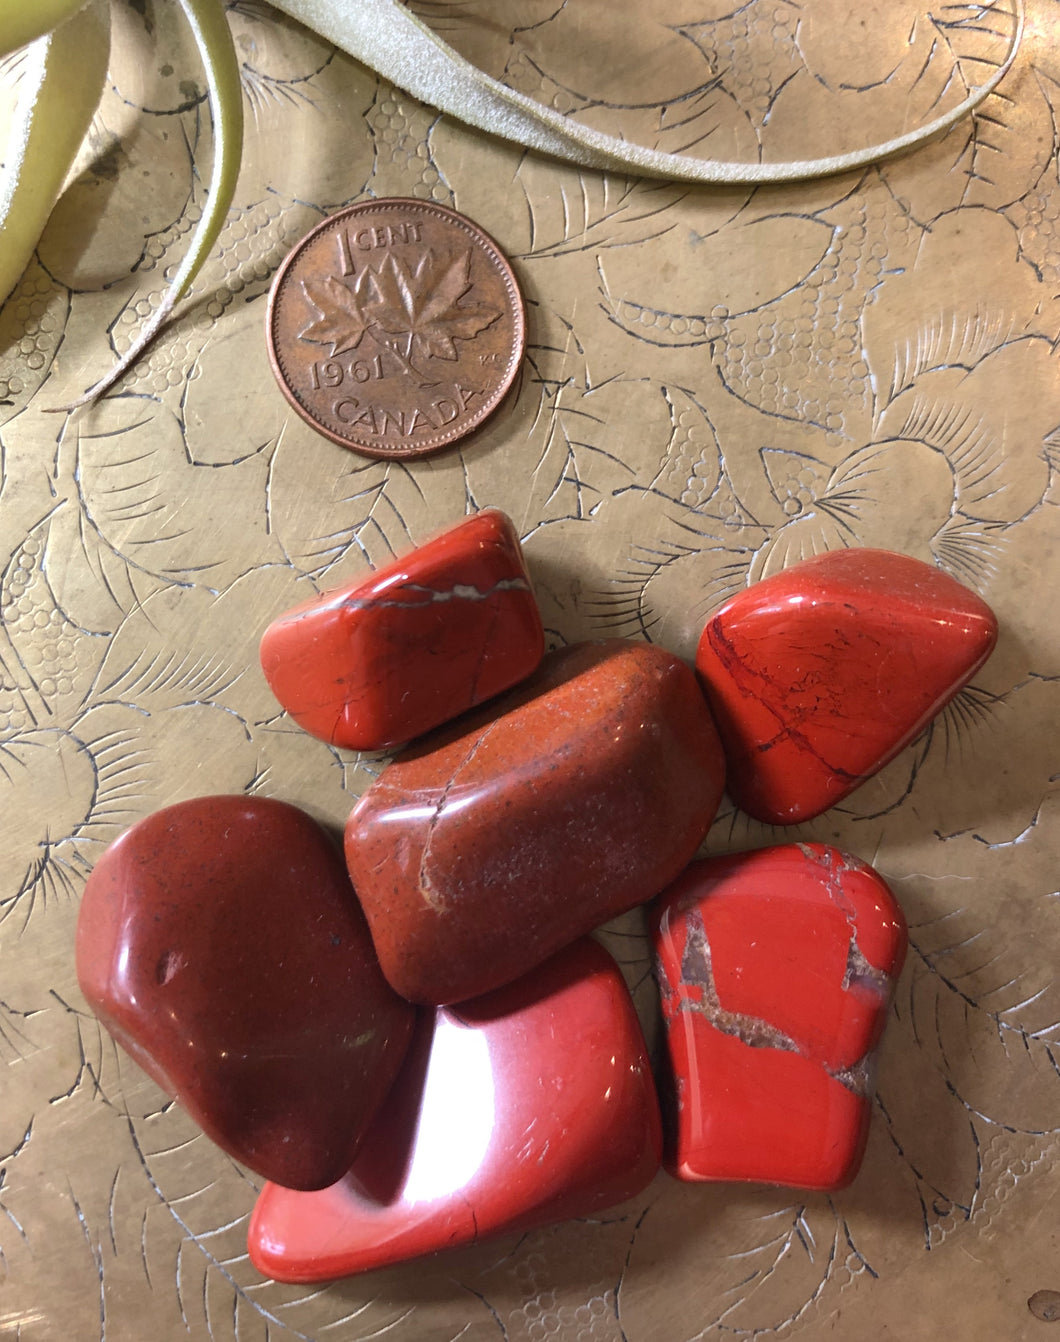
top-left (271, 0), bottom-right (1024, 184)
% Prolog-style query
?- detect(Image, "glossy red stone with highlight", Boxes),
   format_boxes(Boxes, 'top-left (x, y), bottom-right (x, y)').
top-left (345, 639), bottom-right (727, 1004)
top-left (260, 508), bottom-right (544, 751)
top-left (75, 796), bottom-right (415, 1191)
top-left (652, 843), bottom-right (907, 1190)
top-left (694, 548), bottom-right (998, 824)
top-left (248, 939), bottom-right (662, 1282)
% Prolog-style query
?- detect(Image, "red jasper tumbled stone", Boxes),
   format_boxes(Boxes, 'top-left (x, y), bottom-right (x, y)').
top-left (248, 938), bottom-right (662, 1281)
top-left (345, 639), bottom-right (727, 1005)
top-left (694, 548), bottom-right (998, 824)
top-left (259, 508), bottom-right (544, 751)
top-left (75, 796), bottom-right (416, 1191)
top-left (652, 843), bottom-right (907, 1190)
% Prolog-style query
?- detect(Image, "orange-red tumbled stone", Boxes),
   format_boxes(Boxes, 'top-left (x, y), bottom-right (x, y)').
top-left (345, 639), bottom-right (727, 1004)
top-left (259, 508), bottom-right (544, 751)
top-left (652, 843), bottom-right (907, 1190)
top-left (694, 548), bottom-right (998, 824)
top-left (248, 939), bottom-right (662, 1282)
top-left (75, 796), bottom-right (416, 1191)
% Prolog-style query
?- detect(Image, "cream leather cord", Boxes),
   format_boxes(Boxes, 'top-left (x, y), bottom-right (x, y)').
top-left (272, 0), bottom-right (1025, 184)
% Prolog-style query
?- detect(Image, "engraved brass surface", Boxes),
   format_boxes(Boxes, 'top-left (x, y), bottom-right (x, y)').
top-left (1, 2), bottom-right (1058, 1339)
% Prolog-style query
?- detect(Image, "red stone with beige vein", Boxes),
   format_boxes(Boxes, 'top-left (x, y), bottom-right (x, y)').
top-left (652, 842), bottom-right (907, 1189)
top-left (345, 639), bottom-right (727, 1004)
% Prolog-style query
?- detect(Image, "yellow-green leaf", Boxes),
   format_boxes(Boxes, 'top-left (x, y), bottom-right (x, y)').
top-left (65, 0), bottom-right (243, 407)
top-left (0, 0), bottom-right (109, 308)
top-left (0, 0), bottom-right (89, 59)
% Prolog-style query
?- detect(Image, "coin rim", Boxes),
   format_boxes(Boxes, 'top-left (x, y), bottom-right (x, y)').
top-left (265, 198), bottom-right (526, 460)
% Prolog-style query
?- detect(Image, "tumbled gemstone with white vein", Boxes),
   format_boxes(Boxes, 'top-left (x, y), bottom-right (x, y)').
top-left (259, 509), bottom-right (544, 750)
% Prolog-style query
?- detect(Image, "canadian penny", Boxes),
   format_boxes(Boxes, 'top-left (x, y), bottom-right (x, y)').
top-left (266, 199), bottom-right (525, 460)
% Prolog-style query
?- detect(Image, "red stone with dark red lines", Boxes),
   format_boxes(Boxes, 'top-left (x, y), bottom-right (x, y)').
top-left (694, 548), bottom-right (998, 824)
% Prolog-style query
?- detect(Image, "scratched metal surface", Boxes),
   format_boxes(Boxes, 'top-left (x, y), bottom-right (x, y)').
top-left (1, 1), bottom-right (1058, 1338)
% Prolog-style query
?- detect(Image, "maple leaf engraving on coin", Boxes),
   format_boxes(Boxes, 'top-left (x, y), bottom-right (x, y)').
top-left (271, 201), bottom-right (525, 457)
top-left (299, 271), bottom-right (372, 356)
top-left (366, 249), bottom-right (503, 369)
top-left (297, 249), bottom-right (503, 382)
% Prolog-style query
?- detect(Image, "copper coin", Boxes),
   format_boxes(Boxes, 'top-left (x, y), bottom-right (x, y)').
top-left (266, 199), bottom-right (525, 460)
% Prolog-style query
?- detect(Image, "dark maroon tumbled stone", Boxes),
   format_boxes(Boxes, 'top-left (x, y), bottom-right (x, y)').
top-left (76, 795), bottom-right (415, 1190)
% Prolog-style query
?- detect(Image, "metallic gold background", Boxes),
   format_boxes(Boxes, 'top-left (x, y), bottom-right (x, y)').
top-left (1, 1), bottom-right (1057, 1338)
